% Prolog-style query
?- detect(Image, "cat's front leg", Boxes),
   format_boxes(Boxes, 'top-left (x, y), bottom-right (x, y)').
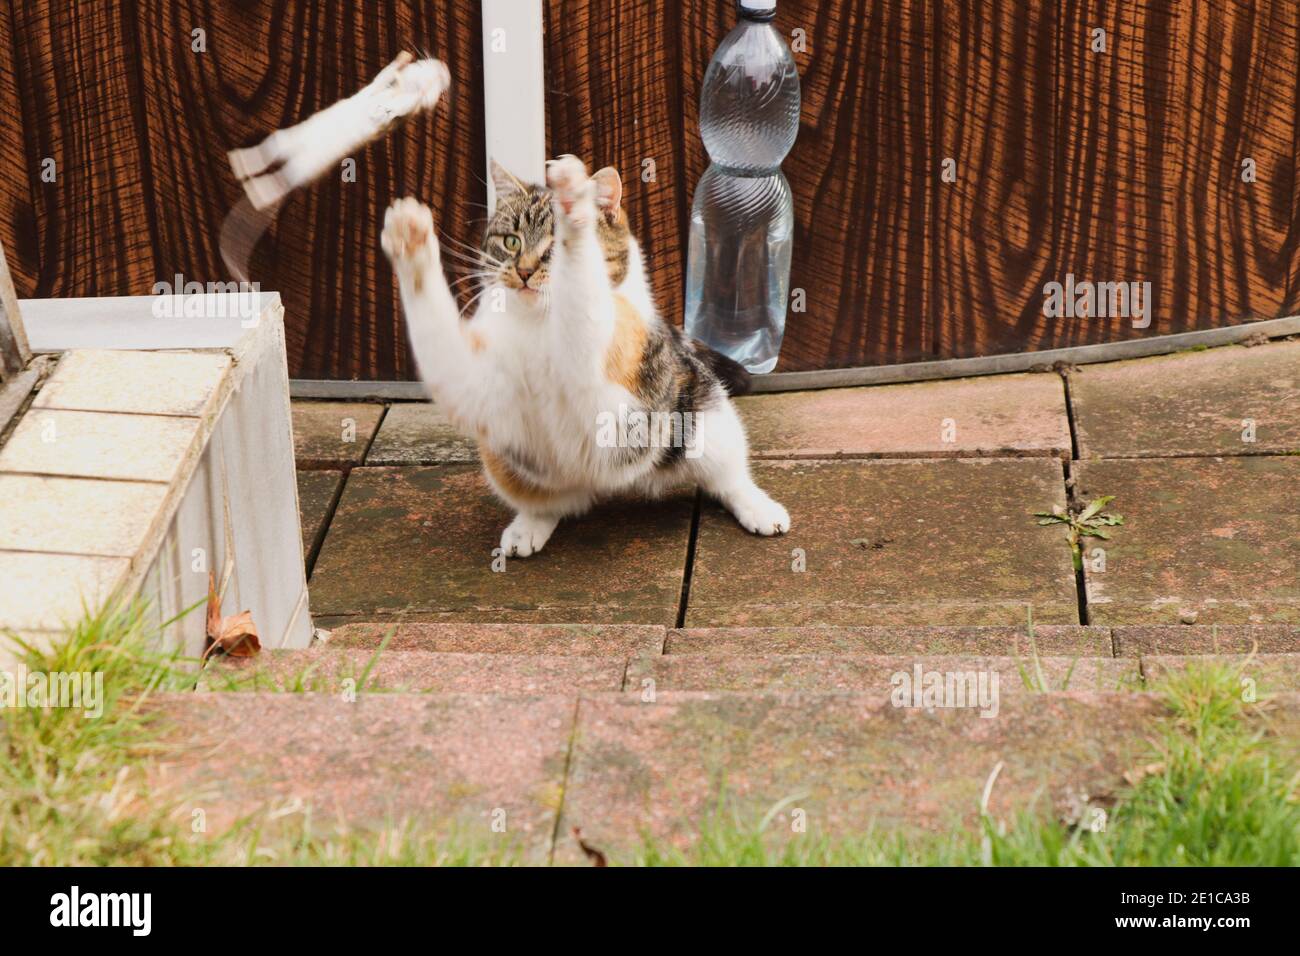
top-left (381, 198), bottom-right (483, 403)
top-left (544, 155), bottom-right (616, 372)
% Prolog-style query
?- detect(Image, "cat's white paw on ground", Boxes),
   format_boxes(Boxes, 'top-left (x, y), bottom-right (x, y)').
top-left (732, 494), bottom-right (791, 536)
top-left (381, 198), bottom-right (438, 274)
top-left (499, 513), bottom-right (559, 558)
top-left (546, 154), bottom-right (598, 227)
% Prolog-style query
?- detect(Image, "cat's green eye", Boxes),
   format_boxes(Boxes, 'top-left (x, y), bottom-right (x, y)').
top-left (503, 235), bottom-right (521, 252)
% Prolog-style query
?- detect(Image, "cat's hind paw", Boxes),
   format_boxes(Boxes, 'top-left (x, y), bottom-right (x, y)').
top-left (381, 198), bottom-right (438, 277)
top-left (546, 154), bottom-right (598, 230)
top-left (732, 493), bottom-right (791, 537)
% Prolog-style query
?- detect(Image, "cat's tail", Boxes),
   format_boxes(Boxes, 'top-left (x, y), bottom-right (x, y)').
top-left (691, 340), bottom-right (753, 397)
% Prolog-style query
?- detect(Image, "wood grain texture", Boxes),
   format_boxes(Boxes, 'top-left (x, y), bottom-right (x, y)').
top-left (543, 0), bottom-right (687, 324)
top-left (1, 1), bottom-right (1298, 377)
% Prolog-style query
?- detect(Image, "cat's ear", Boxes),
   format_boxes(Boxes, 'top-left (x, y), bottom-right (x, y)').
top-left (490, 158), bottom-right (526, 202)
top-left (592, 166), bottom-right (623, 220)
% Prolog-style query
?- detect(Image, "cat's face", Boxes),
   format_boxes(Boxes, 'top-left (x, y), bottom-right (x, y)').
top-left (483, 168), bottom-right (555, 298)
top-left (482, 158), bottom-right (630, 301)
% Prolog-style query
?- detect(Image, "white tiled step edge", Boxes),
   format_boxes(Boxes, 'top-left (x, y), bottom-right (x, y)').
top-left (0, 293), bottom-right (313, 665)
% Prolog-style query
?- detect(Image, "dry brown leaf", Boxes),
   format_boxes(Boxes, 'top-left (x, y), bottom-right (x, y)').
top-left (202, 572), bottom-right (261, 661)
top-left (572, 827), bottom-right (607, 867)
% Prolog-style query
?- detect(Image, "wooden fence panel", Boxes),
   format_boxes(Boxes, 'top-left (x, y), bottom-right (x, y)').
top-left (0, 1), bottom-right (1297, 378)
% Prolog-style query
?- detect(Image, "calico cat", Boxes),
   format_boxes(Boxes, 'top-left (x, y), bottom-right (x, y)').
top-left (381, 154), bottom-right (789, 556)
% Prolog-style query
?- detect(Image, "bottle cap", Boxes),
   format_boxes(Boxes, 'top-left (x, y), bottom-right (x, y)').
top-left (738, 1), bottom-right (777, 22)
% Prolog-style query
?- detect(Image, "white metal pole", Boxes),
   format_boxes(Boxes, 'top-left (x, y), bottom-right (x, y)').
top-left (481, 0), bottom-right (547, 205)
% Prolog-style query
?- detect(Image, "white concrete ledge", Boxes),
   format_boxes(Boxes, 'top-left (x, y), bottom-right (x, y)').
top-left (1, 292), bottom-right (312, 663)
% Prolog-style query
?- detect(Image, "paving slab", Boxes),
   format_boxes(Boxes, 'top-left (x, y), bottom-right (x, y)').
top-left (33, 350), bottom-right (231, 417)
top-left (291, 401), bottom-right (384, 465)
top-left (325, 622), bottom-right (666, 657)
top-left (297, 470), bottom-right (343, 559)
top-left (0, 409), bottom-right (199, 482)
top-left (667, 625), bottom-right (1111, 656)
top-left (1070, 340), bottom-right (1300, 458)
top-left (736, 373), bottom-right (1070, 459)
top-left (1142, 654), bottom-right (1300, 692)
top-left (309, 466), bottom-right (692, 625)
top-left (207, 648), bottom-right (628, 693)
top-left (686, 458), bottom-right (1079, 626)
top-left (366, 402), bottom-right (478, 464)
top-left (626, 654), bottom-right (1137, 694)
top-left (149, 691), bottom-right (575, 863)
top-left (556, 691), bottom-right (1165, 864)
top-left (1076, 458), bottom-right (1300, 624)
top-left (1114, 624), bottom-right (1300, 656)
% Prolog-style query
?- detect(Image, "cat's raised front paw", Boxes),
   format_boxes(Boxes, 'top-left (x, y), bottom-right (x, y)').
top-left (545, 154), bottom-right (598, 229)
top-left (381, 197), bottom-right (438, 275)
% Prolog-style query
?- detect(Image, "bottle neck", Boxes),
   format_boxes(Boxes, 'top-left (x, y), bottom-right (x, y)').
top-left (737, 2), bottom-right (776, 23)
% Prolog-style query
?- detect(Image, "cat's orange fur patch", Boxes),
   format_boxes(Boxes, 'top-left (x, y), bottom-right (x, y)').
top-left (605, 294), bottom-right (647, 394)
top-left (466, 329), bottom-right (486, 354)
top-left (480, 445), bottom-right (554, 506)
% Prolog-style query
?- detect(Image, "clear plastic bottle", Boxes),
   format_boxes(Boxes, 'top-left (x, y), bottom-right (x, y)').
top-left (685, 0), bottom-right (800, 373)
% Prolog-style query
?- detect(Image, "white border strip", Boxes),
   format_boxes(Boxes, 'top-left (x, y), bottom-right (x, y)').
top-left (481, 0), bottom-right (546, 203)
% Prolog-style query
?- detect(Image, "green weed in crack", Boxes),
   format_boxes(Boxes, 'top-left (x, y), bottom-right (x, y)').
top-left (1034, 494), bottom-right (1124, 571)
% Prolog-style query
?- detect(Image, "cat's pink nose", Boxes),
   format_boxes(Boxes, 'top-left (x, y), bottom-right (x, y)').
top-left (517, 266), bottom-right (535, 283)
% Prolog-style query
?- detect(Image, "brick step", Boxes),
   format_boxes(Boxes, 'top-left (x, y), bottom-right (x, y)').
top-left (205, 648), bottom-right (629, 694)
top-left (325, 622), bottom-right (665, 656)
top-left (209, 646), bottom-right (1300, 695)
top-left (154, 688), bottom-right (1295, 864)
top-left (628, 654), bottom-right (1140, 693)
top-left (323, 621), bottom-right (1300, 658)
top-left (208, 647), bottom-right (1139, 694)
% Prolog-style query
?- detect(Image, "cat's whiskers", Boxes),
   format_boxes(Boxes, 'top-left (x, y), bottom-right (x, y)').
top-left (449, 271), bottom-right (494, 290)
top-left (439, 232), bottom-right (487, 258)
top-left (459, 286), bottom-right (495, 319)
top-left (441, 259), bottom-right (490, 276)
top-left (438, 246), bottom-right (487, 268)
